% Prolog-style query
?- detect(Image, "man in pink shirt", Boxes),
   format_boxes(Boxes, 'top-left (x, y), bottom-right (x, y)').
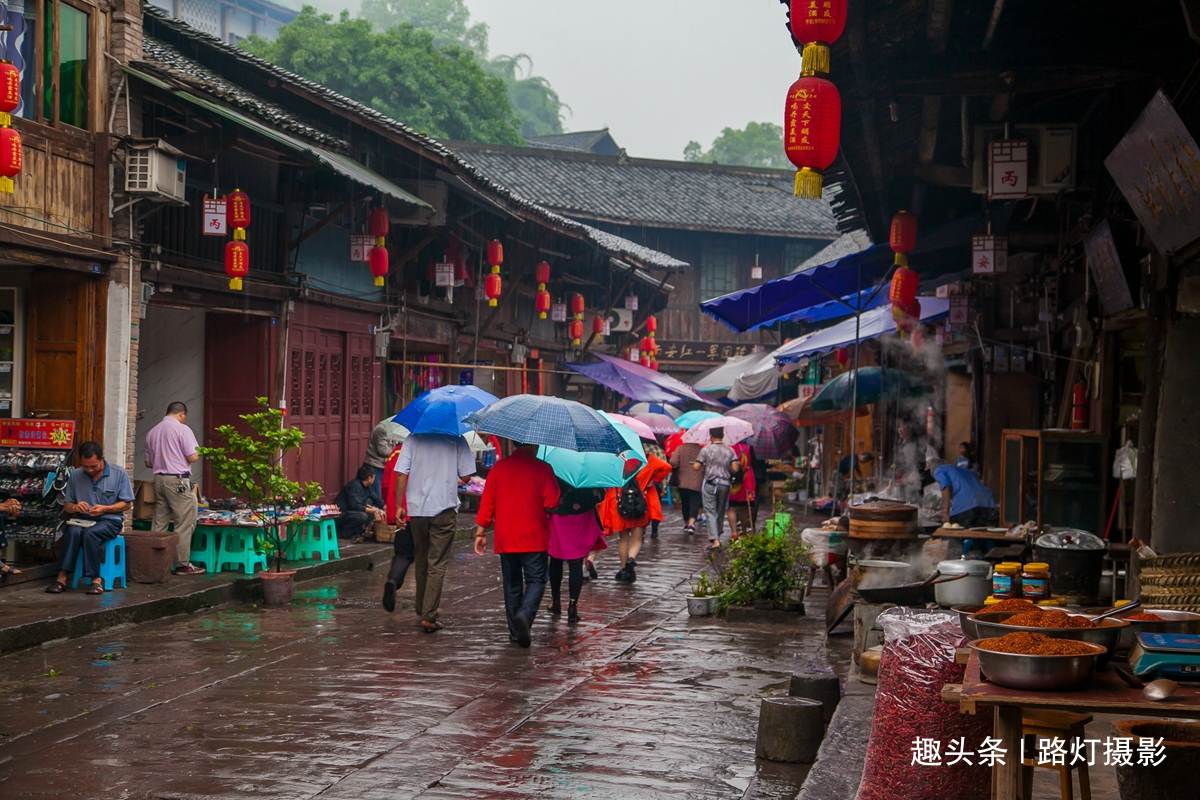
top-left (144, 402), bottom-right (203, 575)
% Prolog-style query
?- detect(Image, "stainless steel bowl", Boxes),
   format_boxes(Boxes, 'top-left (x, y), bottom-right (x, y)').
top-left (1081, 608), bottom-right (1200, 652)
top-left (969, 611), bottom-right (1128, 666)
top-left (970, 639), bottom-right (1106, 691)
top-left (952, 604), bottom-right (987, 639)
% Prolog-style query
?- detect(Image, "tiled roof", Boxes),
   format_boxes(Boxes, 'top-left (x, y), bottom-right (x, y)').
top-left (526, 129), bottom-right (621, 155)
top-left (448, 142), bottom-right (842, 239)
top-left (139, 4), bottom-right (688, 272)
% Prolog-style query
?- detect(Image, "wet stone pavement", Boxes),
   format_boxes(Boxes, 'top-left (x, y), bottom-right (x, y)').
top-left (0, 514), bottom-right (837, 799)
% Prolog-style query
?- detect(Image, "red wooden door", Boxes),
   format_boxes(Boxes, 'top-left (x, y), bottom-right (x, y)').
top-left (204, 314), bottom-right (275, 498)
top-left (288, 325), bottom-right (346, 500)
top-left (344, 332), bottom-right (379, 477)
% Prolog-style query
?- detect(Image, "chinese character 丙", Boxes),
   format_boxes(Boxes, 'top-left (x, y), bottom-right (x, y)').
top-left (911, 738), bottom-right (942, 767)
top-left (1001, 169), bottom-right (1019, 188)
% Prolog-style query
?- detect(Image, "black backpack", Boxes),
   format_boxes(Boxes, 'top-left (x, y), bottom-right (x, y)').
top-left (616, 478), bottom-right (648, 519)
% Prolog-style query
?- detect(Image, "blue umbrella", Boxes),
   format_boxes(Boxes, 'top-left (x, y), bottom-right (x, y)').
top-left (539, 420), bottom-right (645, 489)
top-left (675, 410), bottom-right (724, 430)
top-left (463, 395), bottom-right (629, 454)
top-left (392, 385), bottom-right (499, 436)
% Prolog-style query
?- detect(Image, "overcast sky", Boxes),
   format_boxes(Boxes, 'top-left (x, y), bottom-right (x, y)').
top-left (466, 0), bottom-right (801, 159)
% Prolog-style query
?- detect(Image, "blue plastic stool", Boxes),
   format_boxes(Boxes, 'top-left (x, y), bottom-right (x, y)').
top-left (216, 527), bottom-right (267, 574)
top-left (72, 534), bottom-right (127, 590)
top-left (189, 525), bottom-right (222, 572)
top-left (292, 519), bottom-right (340, 562)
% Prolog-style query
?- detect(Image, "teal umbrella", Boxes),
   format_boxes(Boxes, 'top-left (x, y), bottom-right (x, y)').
top-left (675, 410), bottom-right (724, 430)
top-left (538, 419), bottom-right (646, 489)
top-left (810, 367), bottom-right (933, 412)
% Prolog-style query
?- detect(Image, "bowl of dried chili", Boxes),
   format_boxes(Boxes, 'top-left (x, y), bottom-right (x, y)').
top-left (953, 599), bottom-right (1040, 639)
top-left (1082, 607), bottom-right (1200, 652)
top-left (970, 610), bottom-right (1128, 666)
top-left (971, 633), bottom-right (1107, 691)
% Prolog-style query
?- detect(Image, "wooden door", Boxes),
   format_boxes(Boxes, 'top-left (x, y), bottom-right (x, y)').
top-left (344, 332), bottom-right (378, 478)
top-left (25, 270), bottom-right (105, 444)
top-left (203, 313), bottom-right (275, 497)
top-left (287, 325), bottom-right (345, 501)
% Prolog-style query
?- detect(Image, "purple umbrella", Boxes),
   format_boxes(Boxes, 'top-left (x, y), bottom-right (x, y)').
top-left (560, 360), bottom-right (684, 404)
top-left (726, 404), bottom-right (800, 460)
top-left (633, 413), bottom-right (681, 436)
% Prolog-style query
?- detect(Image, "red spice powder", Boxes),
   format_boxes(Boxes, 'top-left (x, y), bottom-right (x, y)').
top-left (1003, 609), bottom-right (1096, 629)
top-left (986, 599), bottom-right (1040, 614)
top-left (977, 632), bottom-right (1096, 656)
top-left (1125, 612), bottom-right (1165, 621)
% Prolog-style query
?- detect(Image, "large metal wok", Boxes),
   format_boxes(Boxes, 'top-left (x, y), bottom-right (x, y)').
top-left (856, 573), bottom-right (968, 605)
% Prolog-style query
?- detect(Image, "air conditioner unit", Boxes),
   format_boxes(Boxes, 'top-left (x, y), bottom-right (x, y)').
top-left (971, 124), bottom-right (1077, 196)
top-left (125, 140), bottom-right (187, 203)
top-left (397, 179), bottom-right (448, 226)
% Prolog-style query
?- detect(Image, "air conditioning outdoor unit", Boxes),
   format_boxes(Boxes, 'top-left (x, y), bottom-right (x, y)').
top-left (971, 124), bottom-right (1077, 196)
top-left (125, 140), bottom-right (187, 203)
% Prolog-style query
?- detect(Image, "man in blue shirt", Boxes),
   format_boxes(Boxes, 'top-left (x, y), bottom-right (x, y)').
top-left (46, 441), bottom-right (134, 594)
top-left (929, 455), bottom-right (997, 528)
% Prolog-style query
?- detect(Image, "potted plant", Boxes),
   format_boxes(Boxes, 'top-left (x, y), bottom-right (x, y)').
top-left (197, 397), bottom-right (320, 605)
top-left (715, 526), bottom-right (809, 613)
top-left (783, 478), bottom-right (801, 502)
top-left (687, 571), bottom-right (721, 616)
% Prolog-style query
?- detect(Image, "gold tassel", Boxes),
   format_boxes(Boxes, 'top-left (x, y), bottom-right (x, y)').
top-left (0, 112), bottom-right (9, 126)
top-left (233, 227), bottom-right (246, 241)
top-left (0, 176), bottom-right (11, 194)
top-left (229, 277), bottom-right (242, 291)
top-left (794, 168), bottom-right (824, 199)
top-left (801, 43), bottom-right (830, 76)
top-left (488, 299), bottom-right (497, 307)
top-left (894, 252), bottom-right (908, 266)
top-left (374, 276), bottom-right (384, 287)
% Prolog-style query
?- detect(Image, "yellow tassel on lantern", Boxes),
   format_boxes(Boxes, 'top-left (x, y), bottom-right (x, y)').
top-left (801, 43), bottom-right (831, 76)
top-left (794, 167), bottom-right (824, 199)
top-left (233, 227), bottom-right (246, 241)
top-left (374, 276), bottom-right (384, 287)
top-left (0, 112), bottom-right (9, 127)
top-left (491, 265), bottom-right (500, 275)
top-left (0, 176), bottom-right (11, 194)
top-left (375, 236), bottom-right (385, 247)
top-left (229, 277), bottom-right (242, 291)
top-left (894, 252), bottom-right (908, 266)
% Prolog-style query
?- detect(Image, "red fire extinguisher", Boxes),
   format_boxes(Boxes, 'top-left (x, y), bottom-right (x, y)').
top-left (1071, 382), bottom-right (1088, 430)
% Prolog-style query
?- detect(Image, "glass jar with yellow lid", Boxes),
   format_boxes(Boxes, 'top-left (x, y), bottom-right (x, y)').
top-left (1021, 562), bottom-right (1052, 601)
top-left (992, 562), bottom-right (1023, 599)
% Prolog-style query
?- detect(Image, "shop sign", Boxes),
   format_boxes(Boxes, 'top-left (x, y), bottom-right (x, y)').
top-left (1083, 219), bottom-right (1136, 316)
top-left (971, 235), bottom-right (1008, 274)
top-left (656, 341), bottom-right (759, 362)
top-left (948, 296), bottom-right (970, 328)
top-left (751, 265), bottom-right (763, 280)
top-left (434, 262), bottom-right (454, 287)
top-left (202, 196), bottom-right (227, 236)
top-left (0, 419), bottom-right (74, 449)
top-left (628, 347), bottom-right (640, 363)
top-left (350, 235), bottom-right (371, 262)
top-left (602, 318), bottom-right (611, 336)
top-left (459, 369), bottom-right (474, 385)
top-left (624, 295), bottom-right (639, 311)
top-left (989, 139), bottom-right (1029, 200)
top-left (1105, 90), bottom-right (1200, 253)
top-left (551, 303), bottom-right (567, 322)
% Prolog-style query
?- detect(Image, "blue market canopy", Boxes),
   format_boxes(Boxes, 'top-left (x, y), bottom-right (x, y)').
top-left (770, 298), bottom-right (950, 364)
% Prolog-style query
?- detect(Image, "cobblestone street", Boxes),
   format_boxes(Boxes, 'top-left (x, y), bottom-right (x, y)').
top-left (0, 516), bottom-right (839, 799)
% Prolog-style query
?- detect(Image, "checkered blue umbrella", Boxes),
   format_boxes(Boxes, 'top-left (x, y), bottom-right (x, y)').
top-left (463, 395), bottom-right (630, 454)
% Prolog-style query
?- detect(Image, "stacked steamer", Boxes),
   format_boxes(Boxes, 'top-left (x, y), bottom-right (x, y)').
top-left (1138, 553), bottom-right (1200, 611)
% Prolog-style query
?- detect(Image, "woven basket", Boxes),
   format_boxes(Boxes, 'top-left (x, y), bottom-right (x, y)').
top-left (374, 521), bottom-right (396, 543)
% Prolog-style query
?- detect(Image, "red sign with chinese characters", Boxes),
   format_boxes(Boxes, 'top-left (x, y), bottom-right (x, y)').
top-left (0, 419), bottom-right (75, 449)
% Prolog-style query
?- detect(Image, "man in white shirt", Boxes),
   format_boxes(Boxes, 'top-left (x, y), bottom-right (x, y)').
top-left (394, 433), bottom-right (476, 632)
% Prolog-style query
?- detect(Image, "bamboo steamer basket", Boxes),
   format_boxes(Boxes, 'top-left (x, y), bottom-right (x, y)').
top-left (847, 502), bottom-right (919, 540)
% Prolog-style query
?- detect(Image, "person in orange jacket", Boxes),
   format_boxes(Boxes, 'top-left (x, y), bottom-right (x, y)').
top-left (598, 453), bottom-right (671, 583)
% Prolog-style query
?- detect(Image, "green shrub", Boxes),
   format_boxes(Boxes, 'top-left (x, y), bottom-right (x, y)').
top-left (715, 527), bottom-right (808, 608)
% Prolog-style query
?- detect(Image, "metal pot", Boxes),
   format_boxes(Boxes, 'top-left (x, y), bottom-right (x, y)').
top-left (970, 610), bottom-right (1127, 666)
top-left (935, 559), bottom-right (992, 608)
top-left (970, 640), bottom-right (1104, 691)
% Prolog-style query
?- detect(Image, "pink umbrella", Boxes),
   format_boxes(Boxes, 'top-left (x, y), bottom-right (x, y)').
top-left (605, 413), bottom-right (657, 441)
top-left (681, 415), bottom-right (755, 446)
top-left (633, 412), bottom-right (681, 436)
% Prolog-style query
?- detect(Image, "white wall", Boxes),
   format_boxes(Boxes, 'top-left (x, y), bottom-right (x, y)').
top-left (134, 306), bottom-right (206, 488)
top-left (104, 280), bottom-right (132, 468)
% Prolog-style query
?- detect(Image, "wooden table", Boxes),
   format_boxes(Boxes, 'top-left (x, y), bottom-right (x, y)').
top-left (948, 652), bottom-right (1200, 799)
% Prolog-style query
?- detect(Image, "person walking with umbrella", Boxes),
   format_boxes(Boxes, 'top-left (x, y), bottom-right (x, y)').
top-left (693, 428), bottom-right (739, 553)
top-left (473, 441), bottom-right (561, 647)
top-left (547, 481), bottom-right (606, 623)
top-left (598, 452), bottom-right (671, 582)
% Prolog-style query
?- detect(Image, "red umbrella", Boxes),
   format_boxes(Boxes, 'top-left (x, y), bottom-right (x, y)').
top-left (664, 431), bottom-right (685, 459)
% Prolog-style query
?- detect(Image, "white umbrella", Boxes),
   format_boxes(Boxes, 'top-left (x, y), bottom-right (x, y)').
top-left (681, 416), bottom-right (755, 446)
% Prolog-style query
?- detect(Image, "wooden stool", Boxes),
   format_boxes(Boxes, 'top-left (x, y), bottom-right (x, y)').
top-left (803, 564), bottom-right (837, 597)
top-left (1021, 709), bottom-right (1093, 800)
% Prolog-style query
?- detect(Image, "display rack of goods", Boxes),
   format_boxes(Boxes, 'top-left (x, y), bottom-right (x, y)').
top-left (0, 449), bottom-right (71, 547)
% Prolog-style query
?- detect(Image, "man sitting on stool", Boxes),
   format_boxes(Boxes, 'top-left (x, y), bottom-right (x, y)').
top-left (46, 441), bottom-right (134, 594)
top-left (335, 465), bottom-right (385, 541)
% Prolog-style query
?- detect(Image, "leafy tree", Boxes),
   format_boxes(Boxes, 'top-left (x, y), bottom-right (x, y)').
top-left (242, 8), bottom-right (523, 144)
top-left (356, 0), bottom-right (566, 137)
top-left (684, 122), bottom-right (789, 168)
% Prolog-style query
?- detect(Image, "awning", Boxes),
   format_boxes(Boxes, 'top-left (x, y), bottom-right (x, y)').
top-left (592, 353), bottom-right (722, 406)
top-left (770, 297), bottom-right (950, 364)
top-left (690, 350), bottom-right (798, 403)
top-left (560, 360), bottom-right (686, 405)
top-left (123, 65), bottom-right (431, 210)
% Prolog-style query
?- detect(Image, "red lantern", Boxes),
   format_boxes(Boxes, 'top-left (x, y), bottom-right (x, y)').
top-left (485, 273), bottom-right (502, 307)
top-left (0, 127), bottom-right (21, 194)
top-left (226, 189), bottom-right (250, 235)
top-left (369, 245), bottom-right (388, 287)
top-left (487, 240), bottom-right (503, 268)
top-left (835, 347), bottom-right (849, 365)
top-left (651, 360), bottom-right (660, 371)
top-left (592, 315), bottom-right (605, 335)
top-left (646, 315), bottom-right (658, 336)
top-left (889, 211), bottom-right (917, 257)
top-left (369, 206), bottom-right (389, 238)
top-left (536, 290), bottom-right (551, 319)
top-left (790, 0), bottom-right (847, 75)
top-left (0, 61), bottom-right (19, 117)
top-left (639, 355), bottom-right (651, 368)
top-left (571, 293), bottom-right (585, 320)
top-left (224, 240), bottom-right (249, 291)
top-left (889, 266), bottom-right (919, 308)
top-left (907, 298), bottom-right (922, 321)
top-left (911, 329), bottom-right (926, 350)
top-left (569, 318), bottom-right (583, 345)
top-left (784, 76), bottom-right (841, 199)
top-left (535, 261), bottom-right (550, 288)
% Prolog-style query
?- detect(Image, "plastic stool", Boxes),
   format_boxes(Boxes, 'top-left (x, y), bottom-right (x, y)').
top-left (216, 527), bottom-right (267, 574)
top-left (189, 526), bottom-right (222, 572)
top-left (72, 535), bottom-right (127, 590)
top-left (293, 519), bottom-right (340, 562)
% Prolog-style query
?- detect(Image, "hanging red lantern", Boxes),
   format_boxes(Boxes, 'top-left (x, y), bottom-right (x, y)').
top-left (485, 273), bottom-right (502, 307)
top-left (639, 355), bottom-right (651, 368)
top-left (535, 290), bottom-right (551, 319)
top-left (907, 298), bottom-right (922, 321)
top-left (889, 211), bottom-right (917, 263)
top-left (535, 261), bottom-right (550, 288)
top-left (0, 127), bottom-right (21, 194)
top-left (569, 318), bottom-right (583, 345)
top-left (369, 206), bottom-right (389, 238)
top-left (889, 266), bottom-right (919, 308)
top-left (224, 240), bottom-right (249, 291)
top-left (790, 0), bottom-right (848, 75)
top-left (651, 359), bottom-right (660, 371)
top-left (784, 76), bottom-right (841, 199)
top-left (369, 245), bottom-right (388, 287)
top-left (226, 189), bottom-right (250, 236)
top-left (911, 329), bottom-right (926, 350)
top-left (571, 293), bottom-right (585, 320)
top-left (0, 61), bottom-right (19, 118)
top-left (487, 240), bottom-right (503, 269)
top-left (835, 347), bottom-right (849, 365)
top-left (592, 315), bottom-right (605, 335)
top-left (646, 315), bottom-right (658, 336)
top-left (640, 336), bottom-right (654, 354)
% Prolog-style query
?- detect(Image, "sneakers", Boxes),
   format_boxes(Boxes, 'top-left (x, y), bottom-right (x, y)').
top-left (382, 580), bottom-right (396, 613)
top-left (175, 564), bottom-right (206, 575)
top-left (684, 525), bottom-right (695, 535)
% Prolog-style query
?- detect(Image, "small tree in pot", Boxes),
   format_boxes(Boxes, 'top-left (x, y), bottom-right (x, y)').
top-left (197, 397), bottom-right (320, 604)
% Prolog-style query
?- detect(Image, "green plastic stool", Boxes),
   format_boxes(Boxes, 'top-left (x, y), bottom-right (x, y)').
top-left (190, 526), bottom-right (222, 572)
top-left (766, 513), bottom-right (793, 537)
top-left (292, 519), bottom-right (340, 562)
top-left (216, 527), bottom-right (267, 574)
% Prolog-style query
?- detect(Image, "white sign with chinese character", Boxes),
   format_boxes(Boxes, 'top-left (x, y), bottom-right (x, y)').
top-left (989, 139), bottom-right (1029, 200)
top-left (948, 296), bottom-right (969, 326)
top-left (628, 347), bottom-right (640, 363)
top-left (751, 265), bottom-right (763, 280)
top-left (972, 235), bottom-right (1008, 275)
top-left (624, 295), bottom-right (638, 311)
top-left (551, 303), bottom-right (567, 322)
top-left (602, 319), bottom-right (611, 336)
top-left (203, 197), bottom-right (227, 236)
top-left (434, 262), bottom-right (454, 287)
top-left (350, 234), bottom-right (371, 262)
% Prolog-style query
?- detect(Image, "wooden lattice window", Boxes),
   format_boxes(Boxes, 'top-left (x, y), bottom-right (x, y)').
top-left (330, 353), bottom-right (342, 416)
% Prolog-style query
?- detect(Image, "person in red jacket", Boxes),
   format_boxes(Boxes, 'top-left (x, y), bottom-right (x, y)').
top-left (597, 453), bottom-right (671, 583)
top-left (474, 441), bottom-right (561, 648)
top-left (379, 442), bottom-right (415, 614)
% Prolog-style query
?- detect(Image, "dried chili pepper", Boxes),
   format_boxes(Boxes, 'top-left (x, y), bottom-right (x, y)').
top-left (1003, 609), bottom-right (1095, 629)
top-left (1125, 612), bottom-right (1165, 621)
top-left (977, 632), bottom-right (1096, 655)
top-left (986, 599), bottom-right (1039, 614)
